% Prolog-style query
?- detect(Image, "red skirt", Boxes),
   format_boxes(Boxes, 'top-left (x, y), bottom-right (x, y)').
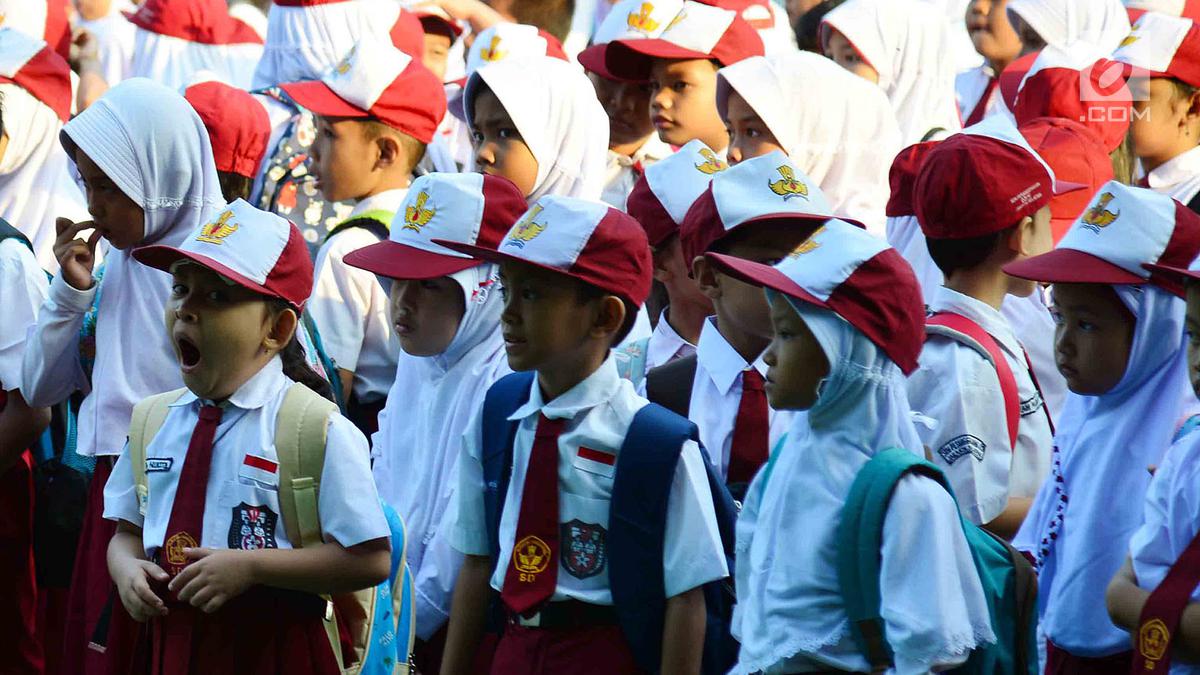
top-left (0, 450), bottom-right (44, 674)
top-left (1045, 640), bottom-right (1132, 674)
top-left (489, 623), bottom-right (644, 675)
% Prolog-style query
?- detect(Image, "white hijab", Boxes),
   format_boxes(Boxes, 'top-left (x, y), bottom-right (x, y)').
top-left (129, 3), bottom-right (263, 91)
top-left (60, 77), bottom-right (224, 457)
top-left (718, 52), bottom-right (901, 238)
top-left (822, 0), bottom-right (964, 145)
top-left (1007, 0), bottom-right (1131, 52)
top-left (0, 83), bottom-right (88, 272)
top-left (1014, 284), bottom-right (1193, 654)
top-left (733, 299), bottom-right (992, 674)
top-left (370, 262), bottom-right (508, 638)
top-left (465, 56), bottom-right (609, 202)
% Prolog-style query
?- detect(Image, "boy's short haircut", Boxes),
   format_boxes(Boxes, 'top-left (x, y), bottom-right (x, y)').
top-left (509, 0), bottom-right (576, 43)
top-left (926, 226), bottom-right (1015, 278)
top-left (217, 171), bottom-right (254, 203)
top-left (1170, 76), bottom-right (1200, 101)
top-left (361, 119), bottom-right (427, 176)
top-left (576, 280), bottom-right (640, 347)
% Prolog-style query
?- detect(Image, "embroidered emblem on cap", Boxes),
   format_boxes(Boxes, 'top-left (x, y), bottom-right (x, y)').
top-left (788, 225), bottom-right (826, 257)
top-left (403, 191), bottom-right (437, 232)
top-left (1140, 619), bottom-right (1170, 666)
top-left (1081, 192), bottom-right (1120, 232)
top-left (513, 535), bottom-right (551, 580)
top-left (335, 46), bottom-right (356, 75)
top-left (695, 147), bottom-right (728, 175)
top-left (505, 205), bottom-right (547, 249)
top-left (768, 165), bottom-right (809, 200)
top-left (627, 3), bottom-right (660, 33)
top-left (1120, 32), bottom-right (1140, 48)
top-left (196, 210), bottom-right (239, 244)
top-left (480, 35), bottom-right (507, 62)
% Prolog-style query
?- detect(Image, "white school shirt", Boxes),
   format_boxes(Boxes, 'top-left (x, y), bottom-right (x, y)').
top-left (103, 357), bottom-right (390, 557)
top-left (955, 64), bottom-right (1002, 124)
top-left (309, 189), bottom-right (405, 404)
top-left (690, 318), bottom-right (794, 482)
top-left (77, 7), bottom-right (137, 87)
top-left (0, 238), bottom-right (48, 391)
top-left (447, 355), bottom-right (729, 604)
top-left (907, 287), bottom-right (1054, 525)
top-left (647, 308), bottom-right (696, 372)
top-left (600, 135), bottom-right (673, 210)
top-left (1145, 145), bottom-right (1200, 207)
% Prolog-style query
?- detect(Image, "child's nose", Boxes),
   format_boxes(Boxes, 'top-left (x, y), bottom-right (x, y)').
top-left (651, 89), bottom-right (671, 110)
top-left (475, 142), bottom-right (496, 168)
top-left (728, 145), bottom-right (743, 165)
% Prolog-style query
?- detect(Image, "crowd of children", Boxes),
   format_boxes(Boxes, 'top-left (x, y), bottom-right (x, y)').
top-left (14, 0), bottom-right (1200, 673)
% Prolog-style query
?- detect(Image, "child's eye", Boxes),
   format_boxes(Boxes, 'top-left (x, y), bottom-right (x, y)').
top-left (469, 129), bottom-right (484, 144)
top-left (1049, 308), bottom-right (1064, 325)
top-left (521, 288), bottom-right (538, 300)
top-left (206, 290), bottom-right (227, 303)
top-left (672, 81), bottom-right (689, 92)
top-left (746, 128), bottom-right (762, 138)
top-left (498, 127), bottom-right (521, 140)
top-left (498, 284), bottom-right (509, 300)
top-left (171, 283), bottom-right (187, 298)
top-left (420, 280), bottom-right (440, 291)
top-left (776, 330), bottom-right (793, 340)
top-left (649, 80), bottom-right (663, 93)
top-left (1077, 320), bottom-right (1097, 332)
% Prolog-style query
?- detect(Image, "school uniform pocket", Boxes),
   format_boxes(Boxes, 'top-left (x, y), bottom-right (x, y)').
top-left (558, 494), bottom-right (610, 585)
top-left (219, 479), bottom-right (286, 551)
top-left (570, 445), bottom-right (617, 478)
top-left (237, 452), bottom-right (281, 489)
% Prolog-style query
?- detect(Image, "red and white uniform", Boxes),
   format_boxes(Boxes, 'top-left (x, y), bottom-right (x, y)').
top-left (125, 0), bottom-right (264, 90)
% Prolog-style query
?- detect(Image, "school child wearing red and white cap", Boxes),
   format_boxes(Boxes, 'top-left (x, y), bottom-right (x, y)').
top-left (1114, 12), bottom-right (1200, 209)
top-left (279, 36), bottom-right (446, 436)
top-left (576, 0), bottom-right (678, 209)
top-left (437, 196), bottom-right (729, 674)
top-left (957, 0), bottom-right (1024, 126)
top-left (124, 0), bottom-right (264, 90)
top-left (184, 81), bottom-right (272, 204)
top-left (602, 0), bottom-right (764, 156)
top-left (1007, 182), bottom-right (1200, 671)
top-left (340, 173), bottom-right (527, 673)
top-left (1125, 0), bottom-right (1200, 22)
top-left (712, 218), bottom-right (995, 673)
top-left (104, 199), bottom-right (390, 674)
top-left (906, 118), bottom-right (1070, 536)
top-left (716, 50), bottom-right (902, 236)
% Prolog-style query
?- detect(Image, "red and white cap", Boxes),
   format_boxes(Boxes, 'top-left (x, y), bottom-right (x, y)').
top-left (125, 0), bottom-right (264, 45)
top-left (280, 35), bottom-right (446, 144)
top-left (1113, 11), bottom-right (1200, 88)
top-left (914, 116), bottom-right (1085, 240)
top-left (1004, 181), bottom-right (1200, 293)
top-left (184, 81), bottom-right (271, 179)
top-left (885, 141), bottom-right (939, 218)
top-left (434, 195), bottom-right (654, 307)
top-left (577, 0), bottom-right (684, 80)
top-left (1020, 117), bottom-right (1115, 243)
top-left (604, 1), bottom-right (764, 83)
top-left (133, 199), bottom-right (315, 310)
top-left (680, 150), bottom-right (838, 264)
top-left (413, 6), bottom-right (463, 41)
top-left (0, 27), bottom-right (70, 122)
top-left (343, 173), bottom-right (528, 280)
top-left (1125, 0), bottom-right (1200, 22)
top-left (464, 23), bottom-right (568, 81)
top-left (705, 217), bottom-right (925, 374)
top-left (627, 139), bottom-right (727, 247)
top-left (1013, 44), bottom-right (1132, 153)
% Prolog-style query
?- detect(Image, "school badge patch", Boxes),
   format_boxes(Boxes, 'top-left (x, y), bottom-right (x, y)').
top-left (561, 519), bottom-right (607, 579)
top-left (937, 434), bottom-right (986, 465)
top-left (228, 502), bottom-right (279, 551)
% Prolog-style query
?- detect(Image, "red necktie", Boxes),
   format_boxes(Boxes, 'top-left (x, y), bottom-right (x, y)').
top-left (160, 404), bottom-right (223, 580)
top-left (727, 369), bottom-right (768, 486)
top-left (501, 414), bottom-right (566, 616)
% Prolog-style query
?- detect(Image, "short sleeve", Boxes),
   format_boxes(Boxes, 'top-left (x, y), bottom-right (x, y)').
top-left (446, 409), bottom-right (489, 557)
top-left (662, 440), bottom-right (729, 598)
top-left (0, 239), bottom-right (48, 389)
top-left (307, 230), bottom-right (377, 371)
top-left (103, 442), bottom-right (144, 528)
top-left (317, 413), bottom-right (390, 547)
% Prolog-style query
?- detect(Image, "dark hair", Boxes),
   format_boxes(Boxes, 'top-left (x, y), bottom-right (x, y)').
top-left (362, 119), bottom-right (427, 176)
top-left (1170, 77), bottom-right (1200, 103)
top-left (795, 0), bottom-right (847, 53)
top-left (576, 283), bottom-right (640, 347)
top-left (269, 299), bottom-right (336, 402)
top-left (509, 0), bottom-right (575, 43)
top-left (217, 171), bottom-right (253, 203)
top-left (926, 226), bottom-right (1016, 277)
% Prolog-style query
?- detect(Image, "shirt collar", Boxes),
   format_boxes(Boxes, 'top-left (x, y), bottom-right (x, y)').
top-left (170, 356), bottom-right (290, 411)
top-left (1147, 145), bottom-right (1200, 190)
top-left (696, 317), bottom-right (766, 395)
top-left (608, 135), bottom-right (675, 168)
top-left (350, 188), bottom-right (409, 220)
top-left (647, 308), bottom-right (693, 366)
top-left (508, 354), bottom-right (622, 421)
top-left (930, 286), bottom-right (1022, 357)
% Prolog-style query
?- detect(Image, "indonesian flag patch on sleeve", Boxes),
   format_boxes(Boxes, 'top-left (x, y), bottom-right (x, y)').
top-left (240, 453), bottom-right (279, 485)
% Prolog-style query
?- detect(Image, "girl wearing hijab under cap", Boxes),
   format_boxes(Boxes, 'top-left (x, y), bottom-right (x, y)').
top-left (125, 0), bottom-right (264, 90)
top-left (21, 77), bottom-right (226, 675)
top-left (708, 218), bottom-right (994, 674)
top-left (716, 50), bottom-right (902, 237)
top-left (1005, 0), bottom-right (1130, 54)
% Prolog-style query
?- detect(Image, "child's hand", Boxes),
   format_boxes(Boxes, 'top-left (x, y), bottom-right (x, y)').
top-left (53, 217), bottom-right (101, 290)
top-left (168, 547), bottom-right (255, 614)
top-left (114, 558), bottom-right (169, 622)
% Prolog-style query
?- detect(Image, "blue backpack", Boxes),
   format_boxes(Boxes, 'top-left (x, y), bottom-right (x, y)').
top-left (480, 371), bottom-right (738, 674)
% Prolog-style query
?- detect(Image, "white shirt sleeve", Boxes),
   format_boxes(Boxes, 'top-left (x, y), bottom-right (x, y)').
top-left (412, 506), bottom-right (465, 639)
top-left (0, 240), bottom-right (48, 390)
top-left (317, 412), bottom-right (391, 548)
top-left (662, 440), bottom-right (729, 598)
top-left (21, 272), bottom-right (93, 406)
top-left (103, 441), bottom-right (143, 528)
top-left (446, 410), bottom-right (489, 557)
top-left (307, 230), bottom-right (379, 374)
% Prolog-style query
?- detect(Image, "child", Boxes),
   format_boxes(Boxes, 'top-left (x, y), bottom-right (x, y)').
top-left (413, 8), bottom-right (463, 83)
top-left (1006, 0), bottom-right (1130, 54)
top-left (1006, 182), bottom-right (1200, 669)
top-left (906, 120), bottom-right (1071, 535)
top-left (1113, 12), bottom-right (1200, 208)
top-left (0, 27), bottom-right (88, 271)
top-left (716, 50), bottom-right (901, 236)
top-left (654, 151), bottom-right (835, 499)
top-left (21, 77), bottom-right (225, 675)
top-left (709, 217), bottom-right (994, 673)
top-left (279, 37), bottom-right (446, 433)
top-left (820, 0), bottom-right (962, 144)
top-left (956, 0), bottom-right (1023, 125)
top-left (603, 0), bottom-right (764, 155)
top-left (105, 199), bottom-right (391, 673)
top-left (125, 0), bottom-right (264, 90)
top-left (184, 81), bottom-right (272, 203)
top-left (341, 172), bottom-right (528, 673)
top-left (437, 196), bottom-right (729, 673)
top-left (71, 0), bottom-right (137, 94)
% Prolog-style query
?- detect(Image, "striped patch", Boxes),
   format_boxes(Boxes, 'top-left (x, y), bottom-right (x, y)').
top-left (578, 446), bottom-right (616, 465)
top-left (240, 453), bottom-right (279, 485)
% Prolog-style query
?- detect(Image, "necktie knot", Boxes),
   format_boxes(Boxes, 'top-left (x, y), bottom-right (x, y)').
top-left (742, 369), bottom-right (764, 392)
top-left (535, 414), bottom-right (567, 438)
top-left (199, 404), bottom-right (223, 423)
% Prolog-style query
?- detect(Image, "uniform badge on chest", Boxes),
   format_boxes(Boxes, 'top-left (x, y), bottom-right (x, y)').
top-left (561, 519), bottom-right (607, 579)
top-left (228, 502), bottom-right (279, 551)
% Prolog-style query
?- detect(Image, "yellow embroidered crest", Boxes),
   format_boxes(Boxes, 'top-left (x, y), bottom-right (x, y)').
top-left (664, 9), bottom-right (687, 31)
top-left (505, 205), bottom-right (546, 249)
top-left (164, 531), bottom-right (197, 567)
top-left (479, 35), bottom-right (507, 62)
top-left (768, 165), bottom-right (809, 200)
top-left (335, 46), bottom-right (356, 75)
top-left (788, 226), bottom-right (826, 257)
top-left (627, 3), bottom-right (660, 34)
top-left (694, 147), bottom-right (728, 175)
top-left (402, 191), bottom-right (436, 232)
top-left (513, 535), bottom-right (551, 580)
top-left (1081, 191), bottom-right (1119, 231)
top-left (1139, 618), bottom-right (1170, 666)
top-left (1119, 32), bottom-right (1139, 48)
top-left (196, 210), bottom-right (239, 244)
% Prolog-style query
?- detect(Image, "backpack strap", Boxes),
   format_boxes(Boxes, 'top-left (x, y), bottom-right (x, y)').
top-left (274, 383), bottom-right (338, 549)
top-left (926, 312), bottom-right (1020, 451)
top-left (0, 218), bottom-right (34, 253)
top-left (325, 212), bottom-right (391, 245)
top-left (127, 388), bottom-right (189, 517)
top-left (644, 353), bottom-right (698, 418)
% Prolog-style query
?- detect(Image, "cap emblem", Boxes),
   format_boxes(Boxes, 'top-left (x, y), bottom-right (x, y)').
top-left (768, 165), bottom-right (809, 200)
top-left (480, 35), bottom-right (507, 62)
top-left (627, 3), bottom-right (660, 34)
top-left (505, 205), bottom-right (547, 249)
top-left (335, 46), bottom-right (356, 75)
top-left (402, 191), bottom-right (437, 232)
top-left (197, 210), bottom-right (240, 245)
top-left (1081, 192), bottom-right (1120, 233)
top-left (694, 147), bottom-right (728, 175)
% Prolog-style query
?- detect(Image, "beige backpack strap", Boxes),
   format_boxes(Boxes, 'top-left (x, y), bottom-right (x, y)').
top-left (127, 388), bottom-right (189, 517)
top-left (275, 383), bottom-right (337, 549)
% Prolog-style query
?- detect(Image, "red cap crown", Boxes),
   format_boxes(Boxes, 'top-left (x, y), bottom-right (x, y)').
top-left (1013, 45), bottom-right (1132, 153)
top-left (185, 81), bottom-right (271, 179)
top-left (627, 139), bottom-right (727, 247)
top-left (126, 0), bottom-right (263, 45)
top-left (885, 141), bottom-right (939, 218)
top-left (1019, 117), bottom-right (1114, 244)
top-left (1113, 11), bottom-right (1200, 88)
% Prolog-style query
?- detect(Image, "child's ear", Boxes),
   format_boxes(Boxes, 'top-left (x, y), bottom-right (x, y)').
top-left (1006, 215), bottom-right (1039, 258)
top-left (590, 295), bottom-right (626, 338)
top-left (375, 134), bottom-right (400, 169)
top-left (692, 256), bottom-right (723, 300)
top-left (651, 247), bottom-right (673, 283)
top-left (264, 306), bottom-right (299, 353)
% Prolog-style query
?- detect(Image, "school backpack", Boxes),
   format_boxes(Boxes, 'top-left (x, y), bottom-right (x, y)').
top-left (925, 313), bottom-right (1021, 451)
top-left (126, 383), bottom-right (416, 674)
top-left (480, 371), bottom-right (739, 674)
top-left (836, 447), bottom-right (1038, 674)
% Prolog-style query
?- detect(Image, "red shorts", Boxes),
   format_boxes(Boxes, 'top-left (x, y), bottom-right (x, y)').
top-left (489, 623), bottom-right (645, 675)
top-left (0, 450), bottom-right (43, 674)
top-left (1045, 640), bottom-right (1132, 675)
